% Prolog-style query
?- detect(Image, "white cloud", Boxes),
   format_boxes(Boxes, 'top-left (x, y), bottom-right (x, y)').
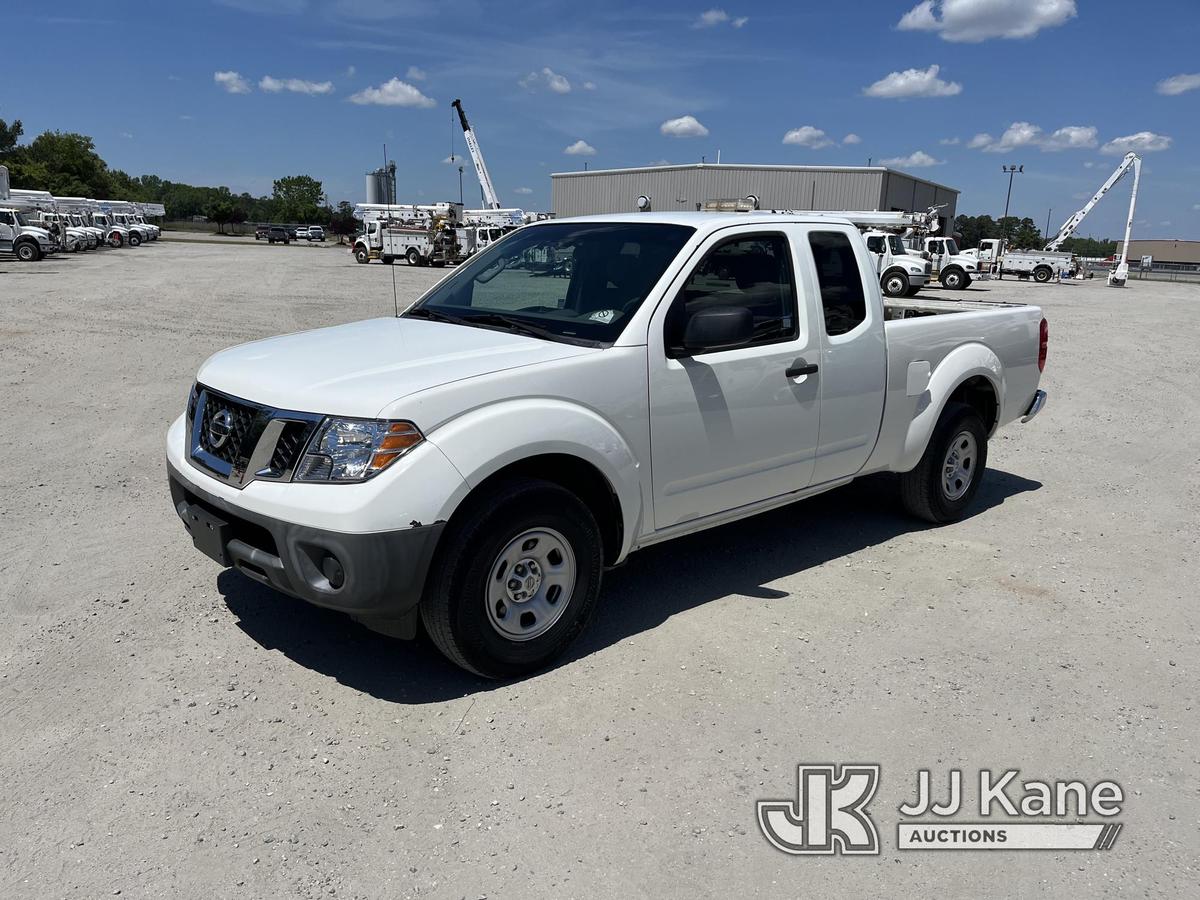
top-left (513, 187), bottom-right (534, 195)
top-left (259, 75), bottom-right (334, 95)
top-left (1101, 131), bottom-right (1172, 155)
top-left (348, 77), bottom-right (435, 107)
top-left (1193, 203), bottom-right (1200, 211)
top-left (864, 64), bottom-right (961, 98)
top-left (1156, 73), bottom-right (1200, 96)
top-left (179, 114), bottom-right (195, 121)
top-left (564, 139), bottom-right (596, 156)
top-left (649, 159), bottom-right (671, 166)
top-left (213, 70), bottom-right (251, 94)
top-left (1083, 161), bottom-right (1096, 168)
top-left (939, 136), bottom-right (960, 145)
top-left (695, 8), bottom-right (728, 27)
top-left (660, 115), bottom-right (709, 138)
top-left (344, 65), bottom-right (356, 78)
top-left (406, 65), bottom-right (426, 81)
top-left (968, 121), bottom-right (1097, 152)
top-left (121, 131), bottom-right (134, 139)
top-left (842, 133), bottom-right (862, 145)
top-left (880, 150), bottom-right (943, 168)
top-left (582, 81), bottom-right (596, 90)
top-left (897, 0), bottom-right (1076, 42)
top-left (519, 67), bottom-right (571, 93)
top-left (732, 16), bottom-right (749, 27)
top-left (782, 126), bottom-right (833, 149)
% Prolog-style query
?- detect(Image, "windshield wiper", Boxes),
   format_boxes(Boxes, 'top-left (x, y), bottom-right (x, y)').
top-left (404, 306), bottom-right (469, 326)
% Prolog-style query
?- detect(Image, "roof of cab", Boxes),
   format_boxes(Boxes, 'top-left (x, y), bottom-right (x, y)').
top-left (530, 211), bottom-right (857, 231)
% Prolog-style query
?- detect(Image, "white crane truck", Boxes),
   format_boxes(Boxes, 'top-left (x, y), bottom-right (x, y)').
top-left (167, 211), bottom-right (1048, 678)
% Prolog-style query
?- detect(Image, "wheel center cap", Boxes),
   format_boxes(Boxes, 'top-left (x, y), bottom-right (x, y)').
top-left (506, 558), bottom-right (542, 603)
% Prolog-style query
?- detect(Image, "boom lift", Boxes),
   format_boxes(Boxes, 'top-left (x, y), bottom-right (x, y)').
top-left (1042, 151), bottom-right (1140, 287)
top-left (451, 98), bottom-right (501, 211)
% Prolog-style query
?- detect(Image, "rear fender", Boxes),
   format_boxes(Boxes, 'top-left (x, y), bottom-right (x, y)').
top-left (898, 343), bottom-right (1002, 472)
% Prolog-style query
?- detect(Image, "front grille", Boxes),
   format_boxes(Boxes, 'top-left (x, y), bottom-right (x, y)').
top-left (187, 385), bottom-right (323, 488)
top-left (198, 391), bottom-right (260, 465)
top-left (267, 420), bottom-right (317, 477)
top-left (925, 262), bottom-right (933, 275)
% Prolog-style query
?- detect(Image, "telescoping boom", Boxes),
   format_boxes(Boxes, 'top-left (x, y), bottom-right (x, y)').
top-left (451, 98), bottom-right (501, 211)
top-left (1045, 152), bottom-right (1140, 252)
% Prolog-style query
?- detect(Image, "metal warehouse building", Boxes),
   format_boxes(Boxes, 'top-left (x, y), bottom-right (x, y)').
top-left (1117, 239), bottom-right (1200, 267)
top-left (551, 163), bottom-right (959, 222)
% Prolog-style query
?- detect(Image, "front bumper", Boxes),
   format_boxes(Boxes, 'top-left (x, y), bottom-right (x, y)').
top-left (168, 461), bottom-right (443, 635)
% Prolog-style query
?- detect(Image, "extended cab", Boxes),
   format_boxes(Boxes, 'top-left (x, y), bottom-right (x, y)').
top-left (167, 213), bottom-right (1048, 677)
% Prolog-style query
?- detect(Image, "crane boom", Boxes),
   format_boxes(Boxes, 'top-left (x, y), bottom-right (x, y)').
top-left (451, 98), bottom-right (501, 210)
top-left (1045, 152), bottom-right (1139, 251)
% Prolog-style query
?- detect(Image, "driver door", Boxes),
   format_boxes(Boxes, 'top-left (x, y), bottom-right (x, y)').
top-left (0, 212), bottom-right (15, 252)
top-left (647, 227), bottom-right (822, 530)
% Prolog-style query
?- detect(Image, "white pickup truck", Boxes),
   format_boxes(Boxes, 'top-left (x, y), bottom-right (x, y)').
top-left (167, 212), bottom-right (1048, 677)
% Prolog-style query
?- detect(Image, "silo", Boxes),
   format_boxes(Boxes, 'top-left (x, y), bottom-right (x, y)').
top-left (365, 162), bottom-right (397, 205)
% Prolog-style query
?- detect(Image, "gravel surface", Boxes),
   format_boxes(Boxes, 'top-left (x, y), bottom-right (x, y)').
top-left (1, 243), bottom-right (1196, 898)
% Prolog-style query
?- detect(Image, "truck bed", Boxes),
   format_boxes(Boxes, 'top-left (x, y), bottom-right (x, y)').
top-left (882, 296), bottom-right (1030, 319)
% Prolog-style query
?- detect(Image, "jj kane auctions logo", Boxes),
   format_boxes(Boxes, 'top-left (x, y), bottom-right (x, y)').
top-left (758, 765), bottom-right (1124, 854)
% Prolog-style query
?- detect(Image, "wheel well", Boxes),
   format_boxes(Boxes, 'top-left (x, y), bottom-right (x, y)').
top-left (948, 376), bottom-right (998, 432)
top-left (462, 454), bottom-right (624, 565)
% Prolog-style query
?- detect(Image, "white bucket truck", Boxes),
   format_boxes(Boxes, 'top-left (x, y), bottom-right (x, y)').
top-left (352, 202), bottom-right (464, 266)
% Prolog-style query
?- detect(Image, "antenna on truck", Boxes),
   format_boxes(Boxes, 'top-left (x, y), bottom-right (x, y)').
top-left (384, 143), bottom-right (399, 317)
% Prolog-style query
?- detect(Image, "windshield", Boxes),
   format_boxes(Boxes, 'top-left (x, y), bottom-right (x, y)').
top-left (944, 239), bottom-right (960, 255)
top-left (407, 222), bottom-right (694, 345)
top-left (15, 212), bottom-right (32, 227)
top-left (888, 235), bottom-right (907, 255)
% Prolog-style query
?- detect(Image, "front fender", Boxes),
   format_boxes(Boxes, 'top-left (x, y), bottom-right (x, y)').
top-left (898, 342), bottom-right (1002, 472)
top-left (426, 399), bottom-right (644, 560)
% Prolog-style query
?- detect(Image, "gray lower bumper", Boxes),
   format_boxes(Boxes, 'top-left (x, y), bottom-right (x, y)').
top-left (168, 462), bottom-right (443, 635)
top-left (1022, 389), bottom-right (1047, 423)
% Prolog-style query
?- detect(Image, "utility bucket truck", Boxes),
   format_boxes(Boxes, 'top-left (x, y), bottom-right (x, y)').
top-left (4, 190), bottom-right (87, 252)
top-left (352, 202), bottom-right (464, 266)
top-left (0, 169), bottom-right (57, 261)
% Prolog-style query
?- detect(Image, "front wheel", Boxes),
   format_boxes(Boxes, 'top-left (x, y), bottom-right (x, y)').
top-left (899, 402), bottom-right (988, 523)
top-left (354, 246), bottom-right (369, 264)
top-left (129, 232), bottom-right (141, 247)
top-left (940, 268), bottom-right (967, 290)
top-left (421, 478), bottom-right (604, 678)
top-left (15, 241), bottom-right (42, 262)
top-left (882, 270), bottom-right (910, 297)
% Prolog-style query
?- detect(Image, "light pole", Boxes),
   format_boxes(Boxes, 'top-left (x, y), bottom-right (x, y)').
top-left (1001, 164), bottom-right (1023, 241)
top-left (1045, 207), bottom-right (1053, 243)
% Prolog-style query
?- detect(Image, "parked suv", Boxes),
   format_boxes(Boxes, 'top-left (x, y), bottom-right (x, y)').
top-left (267, 226), bottom-right (289, 245)
top-left (306, 225), bottom-right (325, 242)
top-left (255, 225), bottom-right (269, 241)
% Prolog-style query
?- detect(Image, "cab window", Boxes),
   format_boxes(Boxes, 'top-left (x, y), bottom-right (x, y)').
top-left (866, 236), bottom-right (885, 254)
top-left (665, 233), bottom-right (797, 355)
top-left (808, 231), bottom-right (867, 337)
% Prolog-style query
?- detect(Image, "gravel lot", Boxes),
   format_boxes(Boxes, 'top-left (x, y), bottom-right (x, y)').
top-left (1, 239), bottom-right (1196, 898)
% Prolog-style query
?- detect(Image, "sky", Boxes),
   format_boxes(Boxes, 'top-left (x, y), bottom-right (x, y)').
top-left (4, 0), bottom-right (1199, 239)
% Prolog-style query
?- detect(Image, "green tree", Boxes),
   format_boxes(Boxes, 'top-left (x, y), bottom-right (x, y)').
top-left (206, 197), bottom-right (237, 234)
top-left (328, 200), bottom-right (358, 244)
top-left (0, 116), bottom-right (23, 155)
top-left (272, 174), bottom-right (325, 223)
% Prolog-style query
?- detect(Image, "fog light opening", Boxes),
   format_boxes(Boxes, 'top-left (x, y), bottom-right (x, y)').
top-left (321, 554), bottom-right (345, 590)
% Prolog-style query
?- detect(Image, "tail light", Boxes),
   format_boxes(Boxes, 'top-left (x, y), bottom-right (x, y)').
top-left (1038, 318), bottom-right (1049, 372)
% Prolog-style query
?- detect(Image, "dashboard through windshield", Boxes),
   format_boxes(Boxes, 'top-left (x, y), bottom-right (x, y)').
top-left (406, 222), bottom-right (695, 346)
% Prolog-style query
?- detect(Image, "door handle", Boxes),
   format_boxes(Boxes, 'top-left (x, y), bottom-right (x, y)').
top-left (785, 361), bottom-right (819, 378)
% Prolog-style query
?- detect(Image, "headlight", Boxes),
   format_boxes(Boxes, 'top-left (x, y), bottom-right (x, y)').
top-left (295, 418), bottom-right (423, 483)
top-left (964, 264), bottom-right (976, 271)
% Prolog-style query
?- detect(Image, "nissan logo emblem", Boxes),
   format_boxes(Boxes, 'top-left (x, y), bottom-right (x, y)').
top-left (209, 410), bottom-right (234, 449)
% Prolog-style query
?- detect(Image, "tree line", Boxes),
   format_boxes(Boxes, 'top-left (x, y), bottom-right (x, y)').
top-left (1, 114), bottom-right (358, 238)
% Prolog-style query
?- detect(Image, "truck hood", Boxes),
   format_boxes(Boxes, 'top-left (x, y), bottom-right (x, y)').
top-left (196, 316), bottom-right (597, 418)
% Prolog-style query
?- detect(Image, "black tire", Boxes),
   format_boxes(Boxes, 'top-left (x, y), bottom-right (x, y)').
top-left (904, 285), bottom-right (921, 297)
top-left (110, 233), bottom-right (123, 248)
top-left (354, 246), bottom-right (369, 264)
top-left (939, 268), bottom-right (967, 290)
top-left (421, 478), bottom-right (604, 678)
top-left (15, 240), bottom-right (41, 262)
top-left (1033, 265), bottom-right (1053, 283)
top-left (406, 247), bottom-right (421, 266)
top-left (882, 270), bottom-right (910, 297)
top-left (129, 232), bottom-right (141, 247)
top-left (899, 401), bottom-right (988, 524)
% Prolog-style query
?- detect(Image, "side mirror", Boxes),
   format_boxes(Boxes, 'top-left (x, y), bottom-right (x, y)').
top-left (680, 305), bottom-right (754, 355)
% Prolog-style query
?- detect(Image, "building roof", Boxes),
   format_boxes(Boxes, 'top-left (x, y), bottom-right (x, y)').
top-left (525, 210), bottom-right (862, 228)
top-left (550, 162), bottom-right (959, 196)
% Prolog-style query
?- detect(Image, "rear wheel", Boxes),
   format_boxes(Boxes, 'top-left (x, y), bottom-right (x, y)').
top-left (406, 247), bottom-right (421, 266)
top-left (421, 478), bottom-right (604, 678)
top-left (1033, 265), bottom-right (1053, 283)
top-left (882, 270), bottom-right (909, 297)
top-left (899, 402), bottom-right (988, 523)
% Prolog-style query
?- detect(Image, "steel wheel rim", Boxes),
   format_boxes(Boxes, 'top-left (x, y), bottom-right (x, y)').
top-left (886, 275), bottom-right (905, 294)
top-left (485, 527), bottom-right (576, 642)
top-left (941, 430), bottom-right (977, 501)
